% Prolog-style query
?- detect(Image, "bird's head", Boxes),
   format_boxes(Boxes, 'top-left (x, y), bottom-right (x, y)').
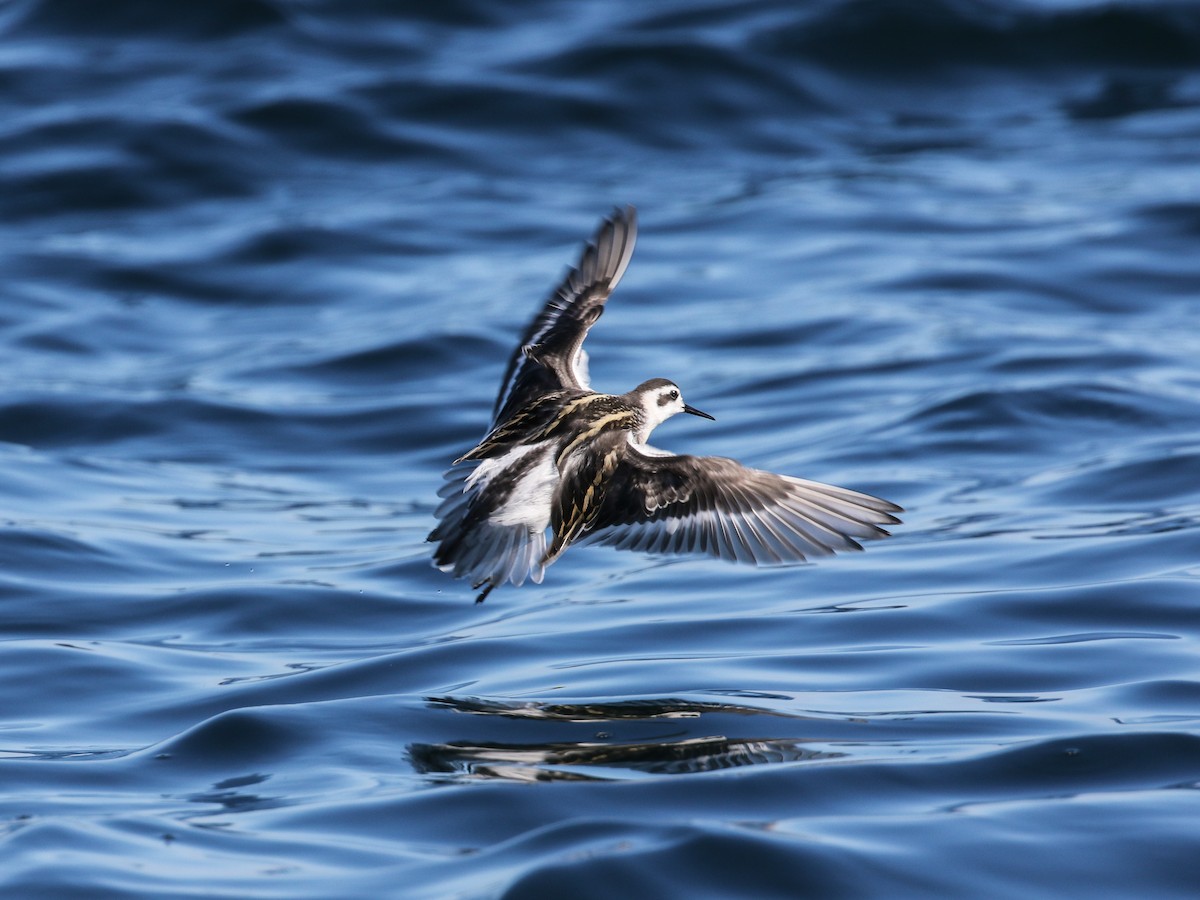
top-left (630, 377), bottom-right (714, 442)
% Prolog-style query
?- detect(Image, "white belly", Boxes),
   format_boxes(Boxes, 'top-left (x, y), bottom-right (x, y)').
top-left (467, 445), bottom-right (557, 528)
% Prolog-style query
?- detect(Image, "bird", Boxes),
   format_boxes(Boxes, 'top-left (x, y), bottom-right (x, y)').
top-left (429, 206), bottom-right (901, 602)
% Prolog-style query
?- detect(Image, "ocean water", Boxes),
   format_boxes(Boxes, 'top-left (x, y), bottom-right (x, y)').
top-left (3, 0), bottom-right (1200, 896)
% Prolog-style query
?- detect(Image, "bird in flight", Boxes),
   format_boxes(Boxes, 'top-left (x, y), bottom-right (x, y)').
top-left (429, 206), bottom-right (901, 602)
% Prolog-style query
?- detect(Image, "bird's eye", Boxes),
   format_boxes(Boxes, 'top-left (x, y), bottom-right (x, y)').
top-left (668, 390), bottom-right (679, 400)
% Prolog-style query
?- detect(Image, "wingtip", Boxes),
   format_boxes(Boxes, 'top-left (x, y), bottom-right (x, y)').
top-left (600, 204), bottom-right (638, 290)
top-left (600, 204), bottom-right (637, 248)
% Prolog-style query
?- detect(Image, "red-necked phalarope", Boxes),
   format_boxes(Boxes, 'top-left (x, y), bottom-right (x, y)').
top-left (429, 206), bottom-right (901, 602)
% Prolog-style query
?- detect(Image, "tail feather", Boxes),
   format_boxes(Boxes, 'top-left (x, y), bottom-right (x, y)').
top-left (428, 461), bottom-right (549, 596)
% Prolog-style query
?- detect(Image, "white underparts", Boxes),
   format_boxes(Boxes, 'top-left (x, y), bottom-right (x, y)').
top-left (467, 444), bottom-right (557, 529)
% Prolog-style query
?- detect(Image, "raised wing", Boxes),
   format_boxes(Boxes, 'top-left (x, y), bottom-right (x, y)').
top-left (492, 206), bottom-right (638, 426)
top-left (574, 444), bottom-right (902, 565)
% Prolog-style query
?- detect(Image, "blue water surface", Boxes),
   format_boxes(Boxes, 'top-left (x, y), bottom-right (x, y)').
top-left (3, 0), bottom-right (1200, 896)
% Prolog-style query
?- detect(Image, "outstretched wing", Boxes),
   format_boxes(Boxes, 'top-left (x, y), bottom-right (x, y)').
top-left (492, 205), bottom-right (638, 427)
top-left (578, 444), bottom-right (902, 565)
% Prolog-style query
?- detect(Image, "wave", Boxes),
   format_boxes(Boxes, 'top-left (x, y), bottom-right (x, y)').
top-left (5, 0), bottom-right (289, 38)
top-left (754, 0), bottom-right (1200, 73)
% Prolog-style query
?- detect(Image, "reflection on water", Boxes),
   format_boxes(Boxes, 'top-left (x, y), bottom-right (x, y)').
top-left (414, 695), bottom-right (849, 780)
top-left (410, 736), bottom-right (845, 782)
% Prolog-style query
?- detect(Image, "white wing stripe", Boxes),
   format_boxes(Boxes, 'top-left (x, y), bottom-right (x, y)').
top-left (582, 468), bottom-right (896, 566)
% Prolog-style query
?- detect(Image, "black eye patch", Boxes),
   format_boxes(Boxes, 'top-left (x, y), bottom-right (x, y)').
top-left (658, 391), bottom-right (678, 407)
